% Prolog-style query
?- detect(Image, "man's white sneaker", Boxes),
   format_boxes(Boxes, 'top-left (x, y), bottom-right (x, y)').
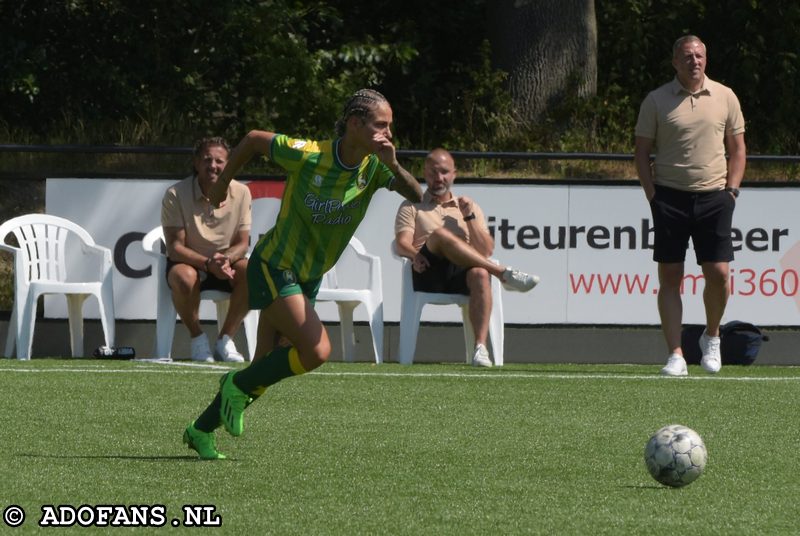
top-left (190, 334), bottom-right (214, 363)
top-left (216, 334), bottom-right (245, 363)
top-left (699, 330), bottom-right (722, 374)
top-left (472, 344), bottom-right (492, 367)
top-left (660, 353), bottom-right (688, 376)
top-left (502, 267), bottom-right (540, 292)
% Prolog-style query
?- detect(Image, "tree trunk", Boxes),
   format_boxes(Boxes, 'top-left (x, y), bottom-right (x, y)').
top-left (488, 0), bottom-right (597, 122)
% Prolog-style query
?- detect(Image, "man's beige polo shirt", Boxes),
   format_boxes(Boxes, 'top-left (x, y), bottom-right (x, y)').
top-left (635, 76), bottom-right (745, 192)
top-left (395, 189), bottom-right (489, 251)
top-left (161, 175), bottom-right (252, 259)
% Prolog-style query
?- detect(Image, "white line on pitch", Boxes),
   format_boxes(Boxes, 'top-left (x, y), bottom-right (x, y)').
top-left (310, 371), bottom-right (800, 382)
top-left (2, 366), bottom-right (798, 382)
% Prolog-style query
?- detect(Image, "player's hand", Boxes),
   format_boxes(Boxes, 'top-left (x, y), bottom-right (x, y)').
top-left (372, 134), bottom-right (397, 167)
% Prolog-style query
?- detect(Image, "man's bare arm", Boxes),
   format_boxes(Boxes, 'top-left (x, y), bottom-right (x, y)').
top-left (163, 227), bottom-right (206, 270)
top-left (635, 136), bottom-right (656, 201)
top-left (725, 132), bottom-right (746, 190)
top-left (394, 230), bottom-right (418, 260)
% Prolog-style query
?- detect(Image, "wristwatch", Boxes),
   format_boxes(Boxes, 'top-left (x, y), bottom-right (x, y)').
top-left (463, 213), bottom-right (476, 221)
top-left (725, 187), bottom-right (740, 198)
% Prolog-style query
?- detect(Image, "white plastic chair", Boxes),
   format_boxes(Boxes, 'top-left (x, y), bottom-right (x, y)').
top-left (393, 241), bottom-right (504, 366)
top-left (141, 226), bottom-right (259, 360)
top-left (0, 214), bottom-right (116, 359)
top-left (316, 237), bottom-right (384, 364)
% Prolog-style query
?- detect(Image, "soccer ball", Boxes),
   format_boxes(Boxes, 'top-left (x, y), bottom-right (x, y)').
top-left (644, 424), bottom-right (707, 487)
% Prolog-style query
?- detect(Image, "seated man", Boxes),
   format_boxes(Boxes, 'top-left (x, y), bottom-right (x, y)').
top-left (161, 137), bottom-right (252, 362)
top-left (394, 148), bottom-right (539, 367)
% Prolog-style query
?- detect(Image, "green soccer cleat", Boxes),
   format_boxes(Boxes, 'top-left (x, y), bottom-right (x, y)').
top-left (219, 371), bottom-right (249, 437)
top-left (183, 422), bottom-right (226, 460)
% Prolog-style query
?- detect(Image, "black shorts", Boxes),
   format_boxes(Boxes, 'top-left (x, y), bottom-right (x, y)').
top-left (165, 258), bottom-right (234, 293)
top-left (412, 244), bottom-right (469, 295)
top-left (649, 185), bottom-right (735, 264)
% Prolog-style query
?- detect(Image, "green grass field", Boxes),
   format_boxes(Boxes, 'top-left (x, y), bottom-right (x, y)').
top-left (1, 359), bottom-right (798, 535)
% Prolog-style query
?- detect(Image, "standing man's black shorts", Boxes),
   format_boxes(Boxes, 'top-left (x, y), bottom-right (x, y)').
top-left (412, 244), bottom-right (470, 294)
top-left (649, 184), bottom-right (735, 264)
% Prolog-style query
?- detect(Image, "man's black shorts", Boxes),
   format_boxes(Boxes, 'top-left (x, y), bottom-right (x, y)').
top-left (412, 244), bottom-right (469, 295)
top-left (166, 258), bottom-right (233, 292)
top-left (649, 184), bottom-right (735, 264)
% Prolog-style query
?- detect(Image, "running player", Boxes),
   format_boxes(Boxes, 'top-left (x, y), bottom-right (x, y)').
top-left (183, 89), bottom-right (423, 459)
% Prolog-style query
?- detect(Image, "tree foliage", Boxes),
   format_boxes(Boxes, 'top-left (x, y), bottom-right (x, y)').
top-left (1, 0), bottom-right (800, 153)
top-left (0, 0), bottom-right (418, 142)
top-left (596, 0), bottom-right (800, 153)
top-left (488, 0), bottom-right (597, 122)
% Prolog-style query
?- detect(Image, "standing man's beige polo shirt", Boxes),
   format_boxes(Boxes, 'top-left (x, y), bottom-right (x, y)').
top-left (395, 189), bottom-right (489, 252)
top-left (635, 76), bottom-right (745, 192)
top-left (161, 175), bottom-right (252, 259)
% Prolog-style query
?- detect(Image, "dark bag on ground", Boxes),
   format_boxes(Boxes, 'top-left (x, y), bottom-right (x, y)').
top-left (681, 321), bottom-right (768, 365)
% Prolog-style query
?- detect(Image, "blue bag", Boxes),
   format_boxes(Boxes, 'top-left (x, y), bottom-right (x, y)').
top-left (680, 321), bottom-right (768, 366)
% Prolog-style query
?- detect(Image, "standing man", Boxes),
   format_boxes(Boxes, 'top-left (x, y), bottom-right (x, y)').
top-left (394, 148), bottom-right (539, 367)
top-left (635, 35), bottom-right (746, 376)
top-left (161, 137), bottom-right (252, 362)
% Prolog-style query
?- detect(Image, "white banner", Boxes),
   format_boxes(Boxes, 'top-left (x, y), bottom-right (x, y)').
top-left (46, 179), bottom-right (800, 326)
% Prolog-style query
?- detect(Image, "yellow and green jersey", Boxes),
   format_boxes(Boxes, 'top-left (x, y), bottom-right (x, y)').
top-left (251, 134), bottom-right (395, 281)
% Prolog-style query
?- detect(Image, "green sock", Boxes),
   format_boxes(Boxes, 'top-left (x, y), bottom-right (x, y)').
top-left (194, 347), bottom-right (307, 432)
top-left (194, 393), bottom-right (222, 433)
top-left (233, 346), bottom-right (308, 396)
top-left (194, 392), bottom-right (262, 433)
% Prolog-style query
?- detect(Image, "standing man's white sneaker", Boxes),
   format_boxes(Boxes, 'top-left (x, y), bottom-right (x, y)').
top-left (660, 353), bottom-right (688, 376)
top-left (216, 334), bottom-right (245, 363)
top-left (472, 344), bottom-right (492, 367)
top-left (699, 330), bottom-right (722, 373)
top-left (190, 334), bottom-right (214, 363)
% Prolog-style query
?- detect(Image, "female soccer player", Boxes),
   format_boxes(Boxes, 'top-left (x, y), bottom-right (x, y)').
top-left (183, 89), bottom-right (423, 459)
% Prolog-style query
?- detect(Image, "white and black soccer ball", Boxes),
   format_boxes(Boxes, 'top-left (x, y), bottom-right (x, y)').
top-left (644, 424), bottom-right (707, 487)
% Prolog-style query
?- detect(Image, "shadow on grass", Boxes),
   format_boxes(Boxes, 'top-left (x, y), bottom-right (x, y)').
top-left (621, 484), bottom-right (672, 490)
top-left (18, 453), bottom-right (230, 462)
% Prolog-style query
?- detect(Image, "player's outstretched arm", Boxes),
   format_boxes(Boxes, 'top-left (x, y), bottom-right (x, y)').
top-left (208, 130), bottom-right (276, 206)
top-left (389, 163), bottom-right (423, 203)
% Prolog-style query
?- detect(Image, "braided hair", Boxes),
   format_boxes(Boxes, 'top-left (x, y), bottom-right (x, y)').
top-left (334, 89), bottom-right (389, 137)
